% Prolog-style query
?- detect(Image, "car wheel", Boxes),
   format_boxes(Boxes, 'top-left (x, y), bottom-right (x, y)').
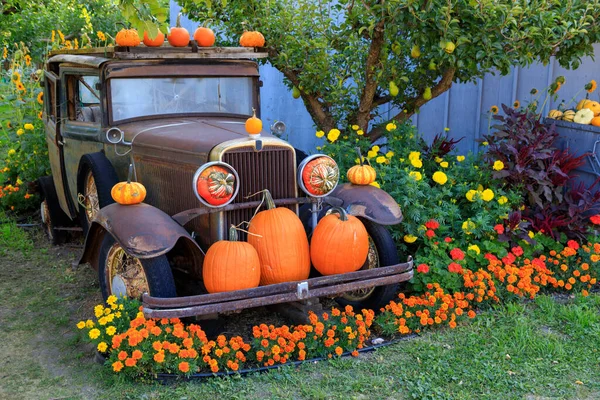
top-left (38, 176), bottom-right (72, 245)
top-left (335, 218), bottom-right (401, 311)
top-left (98, 234), bottom-right (177, 301)
top-left (77, 153), bottom-right (119, 236)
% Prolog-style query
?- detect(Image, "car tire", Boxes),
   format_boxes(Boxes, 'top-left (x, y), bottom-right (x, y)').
top-left (77, 153), bottom-right (119, 236)
top-left (98, 234), bottom-right (177, 301)
top-left (335, 218), bottom-right (401, 311)
top-left (38, 176), bottom-right (73, 245)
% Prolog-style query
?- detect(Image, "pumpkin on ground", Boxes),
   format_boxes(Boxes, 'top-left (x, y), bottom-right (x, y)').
top-left (301, 156), bottom-right (339, 196)
top-left (311, 207), bottom-right (369, 276)
top-left (245, 108), bottom-right (262, 135)
top-left (111, 164), bottom-right (146, 205)
top-left (239, 31), bottom-right (265, 47)
top-left (167, 13), bottom-right (190, 47)
top-left (143, 31), bottom-right (165, 47)
top-left (115, 28), bottom-right (141, 47)
top-left (202, 225), bottom-right (261, 293)
top-left (548, 109), bottom-right (563, 119)
top-left (562, 110), bottom-right (576, 122)
top-left (248, 190), bottom-right (310, 285)
top-left (347, 148), bottom-right (376, 185)
top-left (196, 165), bottom-right (235, 206)
top-left (584, 101), bottom-right (600, 116)
top-left (574, 108), bottom-right (595, 125)
top-left (194, 26), bottom-right (215, 47)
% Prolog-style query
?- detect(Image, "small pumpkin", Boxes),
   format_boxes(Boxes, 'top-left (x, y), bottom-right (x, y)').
top-left (193, 26), bottom-right (215, 47)
top-left (310, 207), bottom-right (369, 276)
top-left (239, 31), bottom-right (265, 47)
top-left (143, 31), bottom-right (165, 47)
top-left (301, 156), bottom-right (339, 196)
top-left (576, 99), bottom-right (593, 110)
top-left (203, 225), bottom-right (261, 293)
top-left (562, 109), bottom-right (576, 122)
top-left (574, 108), bottom-right (595, 125)
top-left (167, 13), bottom-right (190, 47)
top-left (111, 164), bottom-right (146, 205)
top-left (347, 148), bottom-right (376, 185)
top-left (248, 190), bottom-right (310, 286)
top-left (592, 116), bottom-right (600, 127)
top-left (115, 28), bottom-right (141, 47)
top-left (196, 165), bottom-right (235, 206)
top-left (584, 100), bottom-right (600, 116)
top-left (245, 108), bottom-right (262, 135)
top-left (548, 109), bottom-right (563, 119)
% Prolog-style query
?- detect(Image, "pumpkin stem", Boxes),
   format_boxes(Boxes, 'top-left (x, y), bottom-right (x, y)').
top-left (328, 206), bottom-right (348, 221)
top-left (176, 13), bottom-right (182, 28)
top-left (263, 189), bottom-right (276, 210)
top-left (127, 163), bottom-right (134, 184)
top-left (228, 225), bottom-right (239, 242)
top-left (355, 147), bottom-right (364, 166)
top-left (251, 107), bottom-right (257, 118)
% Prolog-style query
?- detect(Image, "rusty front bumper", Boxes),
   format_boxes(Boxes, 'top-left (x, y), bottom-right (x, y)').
top-left (143, 257), bottom-right (413, 318)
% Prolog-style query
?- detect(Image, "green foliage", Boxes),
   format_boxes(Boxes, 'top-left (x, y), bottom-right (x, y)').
top-left (118, 0), bottom-right (170, 39)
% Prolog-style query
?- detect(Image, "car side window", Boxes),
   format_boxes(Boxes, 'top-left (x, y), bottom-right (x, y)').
top-left (66, 75), bottom-right (101, 125)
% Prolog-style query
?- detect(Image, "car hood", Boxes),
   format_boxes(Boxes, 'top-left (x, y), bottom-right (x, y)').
top-left (117, 117), bottom-right (270, 164)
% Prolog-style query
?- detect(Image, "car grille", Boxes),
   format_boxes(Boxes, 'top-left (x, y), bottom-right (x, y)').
top-left (221, 145), bottom-right (297, 240)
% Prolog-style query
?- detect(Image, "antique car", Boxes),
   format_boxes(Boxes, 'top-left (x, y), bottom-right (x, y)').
top-left (39, 46), bottom-right (412, 321)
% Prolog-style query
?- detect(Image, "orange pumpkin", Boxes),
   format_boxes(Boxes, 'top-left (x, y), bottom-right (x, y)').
top-left (584, 100), bottom-right (600, 116)
top-left (310, 207), bottom-right (369, 275)
top-left (194, 26), bottom-right (215, 47)
top-left (347, 148), bottom-right (376, 185)
top-left (239, 31), bottom-right (265, 47)
top-left (301, 156), bottom-right (339, 196)
top-left (248, 190), bottom-right (310, 285)
top-left (592, 116), bottom-right (600, 127)
top-left (203, 225), bottom-right (261, 293)
top-left (196, 165), bottom-right (235, 206)
top-left (115, 28), bottom-right (141, 47)
top-left (111, 164), bottom-right (146, 205)
top-left (143, 31), bottom-right (165, 47)
top-left (167, 13), bottom-right (190, 47)
top-left (245, 108), bottom-right (262, 135)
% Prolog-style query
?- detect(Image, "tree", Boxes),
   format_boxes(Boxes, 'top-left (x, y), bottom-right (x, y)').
top-left (136, 0), bottom-right (600, 140)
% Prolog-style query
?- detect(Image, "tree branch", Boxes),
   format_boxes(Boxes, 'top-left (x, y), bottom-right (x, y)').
top-left (368, 67), bottom-right (456, 141)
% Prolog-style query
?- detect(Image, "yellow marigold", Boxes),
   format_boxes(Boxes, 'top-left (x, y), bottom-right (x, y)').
top-left (466, 190), bottom-right (478, 202)
top-left (434, 157), bottom-right (443, 163)
top-left (106, 326), bottom-right (117, 336)
top-left (107, 295), bottom-right (118, 305)
top-left (351, 125), bottom-right (359, 130)
top-left (357, 129), bottom-right (364, 136)
top-left (498, 196), bottom-right (508, 205)
top-left (493, 160), bottom-right (504, 171)
top-left (85, 319), bottom-right (94, 328)
top-left (528, 231), bottom-right (534, 239)
top-left (468, 244), bottom-right (481, 255)
top-left (372, 145), bottom-right (380, 152)
top-left (315, 130), bottom-right (325, 138)
top-left (16, 129), bottom-right (24, 136)
top-left (410, 158), bottom-right (423, 168)
top-left (376, 156), bottom-right (386, 164)
top-left (24, 123), bottom-right (34, 130)
top-left (482, 141), bottom-right (489, 146)
top-left (37, 92), bottom-right (43, 104)
top-left (386, 122), bottom-right (397, 132)
top-left (404, 234), bottom-right (417, 243)
top-left (408, 151), bottom-right (420, 161)
top-left (386, 151), bottom-right (394, 158)
top-left (370, 181), bottom-right (380, 188)
top-left (409, 171), bottom-right (422, 181)
top-left (490, 105), bottom-right (499, 114)
top-left (89, 328), bottom-right (101, 340)
top-left (77, 321), bottom-right (86, 329)
top-left (432, 171), bottom-right (447, 185)
top-left (456, 155), bottom-right (465, 162)
top-left (462, 220), bottom-right (476, 235)
top-left (327, 128), bottom-right (341, 142)
top-left (481, 189), bottom-right (494, 202)
top-left (440, 161), bottom-right (449, 168)
top-left (97, 342), bottom-right (108, 353)
top-left (586, 80), bottom-right (597, 93)
top-left (367, 150), bottom-right (377, 158)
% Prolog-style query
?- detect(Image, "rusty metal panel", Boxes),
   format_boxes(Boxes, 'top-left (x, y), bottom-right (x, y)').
top-left (331, 184), bottom-right (403, 225)
top-left (105, 61), bottom-right (260, 78)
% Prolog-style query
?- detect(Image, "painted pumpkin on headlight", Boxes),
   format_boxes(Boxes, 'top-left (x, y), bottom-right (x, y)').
top-left (301, 156), bottom-right (339, 196)
top-left (196, 165), bottom-right (235, 206)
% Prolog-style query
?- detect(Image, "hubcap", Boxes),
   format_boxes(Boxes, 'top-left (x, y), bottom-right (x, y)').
top-left (341, 236), bottom-right (379, 301)
top-left (84, 171), bottom-right (99, 223)
top-left (41, 200), bottom-right (54, 241)
top-left (105, 242), bottom-right (149, 298)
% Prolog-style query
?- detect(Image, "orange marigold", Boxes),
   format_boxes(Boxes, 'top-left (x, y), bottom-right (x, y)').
top-left (178, 361), bottom-right (190, 373)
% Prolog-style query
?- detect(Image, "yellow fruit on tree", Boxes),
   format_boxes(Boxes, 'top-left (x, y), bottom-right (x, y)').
top-left (389, 81), bottom-right (399, 97)
top-left (423, 87), bottom-right (432, 100)
top-left (292, 86), bottom-right (301, 99)
top-left (445, 41), bottom-right (456, 54)
top-left (411, 45), bottom-right (421, 58)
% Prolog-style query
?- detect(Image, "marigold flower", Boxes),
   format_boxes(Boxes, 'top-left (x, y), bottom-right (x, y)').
top-left (124, 358), bottom-right (136, 367)
top-left (425, 220), bottom-right (440, 230)
top-left (409, 171), bottom-right (422, 181)
top-left (462, 220), bottom-right (476, 235)
top-left (567, 240), bottom-right (579, 250)
top-left (440, 161), bottom-right (449, 168)
top-left (450, 248), bottom-right (465, 261)
top-left (76, 321), bottom-right (85, 329)
top-left (466, 189), bottom-right (478, 202)
top-left (376, 156), bottom-right (386, 164)
top-left (410, 158), bottom-right (423, 168)
top-left (178, 361), bottom-right (190, 373)
top-left (481, 189), bottom-right (494, 202)
top-left (97, 342), bottom-right (108, 353)
top-left (88, 328), bottom-right (100, 340)
top-left (425, 229), bottom-right (435, 239)
top-left (448, 262), bottom-right (462, 273)
top-left (356, 129), bottom-right (364, 136)
top-left (492, 160), bottom-right (504, 171)
top-left (327, 128), bottom-right (341, 142)
top-left (456, 155), bottom-right (465, 162)
top-left (335, 346), bottom-right (343, 356)
top-left (404, 234), bottom-right (417, 243)
top-left (112, 361), bottom-right (123, 372)
top-left (432, 171), bottom-right (447, 185)
top-left (416, 264), bottom-right (429, 274)
top-left (315, 130), bottom-right (324, 138)
top-left (385, 122), bottom-right (397, 132)
top-left (497, 196), bottom-right (508, 205)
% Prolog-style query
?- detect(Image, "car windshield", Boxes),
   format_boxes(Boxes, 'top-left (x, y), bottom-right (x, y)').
top-left (109, 76), bottom-right (254, 122)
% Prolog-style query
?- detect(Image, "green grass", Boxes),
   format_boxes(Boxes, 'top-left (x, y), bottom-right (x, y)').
top-left (0, 218), bottom-right (599, 399)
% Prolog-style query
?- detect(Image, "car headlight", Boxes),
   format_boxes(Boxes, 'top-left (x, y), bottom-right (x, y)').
top-left (297, 154), bottom-right (339, 197)
top-left (192, 161), bottom-right (239, 207)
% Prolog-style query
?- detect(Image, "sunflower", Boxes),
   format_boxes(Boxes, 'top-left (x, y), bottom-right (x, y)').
top-left (530, 88), bottom-right (538, 95)
top-left (550, 82), bottom-right (562, 94)
top-left (513, 100), bottom-right (520, 108)
top-left (15, 81), bottom-right (26, 92)
top-left (97, 31), bottom-right (106, 41)
top-left (24, 55), bottom-right (31, 67)
top-left (37, 92), bottom-right (43, 105)
top-left (586, 80), bottom-right (597, 93)
top-left (11, 71), bottom-right (21, 83)
top-left (490, 105), bottom-right (499, 114)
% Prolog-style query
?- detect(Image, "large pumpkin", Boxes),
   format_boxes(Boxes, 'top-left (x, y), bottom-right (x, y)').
top-left (196, 165), bottom-right (235, 206)
top-left (311, 207), bottom-right (369, 276)
top-left (248, 190), bottom-right (310, 285)
top-left (584, 101), bottom-right (600, 116)
top-left (167, 13), bottom-right (190, 47)
top-left (347, 148), bottom-right (376, 185)
top-left (301, 156), bottom-right (339, 196)
top-left (115, 28), bottom-right (141, 47)
top-left (239, 31), bottom-right (265, 47)
top-left (111, 164), bottom-right (146, 205)
top-left (203, 225), bottom-right (261, 293)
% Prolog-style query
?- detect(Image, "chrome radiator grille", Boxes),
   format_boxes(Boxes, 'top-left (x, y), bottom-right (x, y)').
top-left (221, 145), bottom-right (297, 239)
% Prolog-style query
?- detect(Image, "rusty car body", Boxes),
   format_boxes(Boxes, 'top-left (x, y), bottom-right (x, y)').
top-left (39, 46), bottom-right (413, 320)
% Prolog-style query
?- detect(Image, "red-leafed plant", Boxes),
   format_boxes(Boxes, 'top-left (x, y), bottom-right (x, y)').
top-left (422, 133), bottom-right (464, 159)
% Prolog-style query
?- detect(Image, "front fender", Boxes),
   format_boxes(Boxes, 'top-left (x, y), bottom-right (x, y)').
top-left (330, 183), bottom-right (402, 225)
top-left (77, 203), bottom-right (203, 270)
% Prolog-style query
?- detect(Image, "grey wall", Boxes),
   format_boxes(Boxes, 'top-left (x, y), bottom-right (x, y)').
top-left (170, 2), bottom-right (600, 154)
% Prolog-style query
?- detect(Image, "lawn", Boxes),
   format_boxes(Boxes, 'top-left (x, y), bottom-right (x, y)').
top-left (0, 214), bottom-right (599, 400)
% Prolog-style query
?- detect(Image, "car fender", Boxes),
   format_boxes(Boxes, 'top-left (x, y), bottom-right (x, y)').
top-left (329, 183), bottom-right (402, 225)
top-left (77, 202), bottom-right (204, 270)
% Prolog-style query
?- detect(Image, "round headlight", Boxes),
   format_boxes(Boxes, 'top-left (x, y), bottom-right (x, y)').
top-left (192, 161), bottom-right (240, 208)
top-left (297, 154), bottom-right (339, 197)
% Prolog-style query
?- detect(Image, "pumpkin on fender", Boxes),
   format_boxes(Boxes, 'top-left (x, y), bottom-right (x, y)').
top-left (347, 147), bottom-right (376, 185)
top-left (248, 190), bottom-right (310, 285)
top-left (203, 226), bottom-right (261, 293)
top-left (111, 164), bottom-right (146, 205)
top-left (311, 207), bottom-right (369, 275)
